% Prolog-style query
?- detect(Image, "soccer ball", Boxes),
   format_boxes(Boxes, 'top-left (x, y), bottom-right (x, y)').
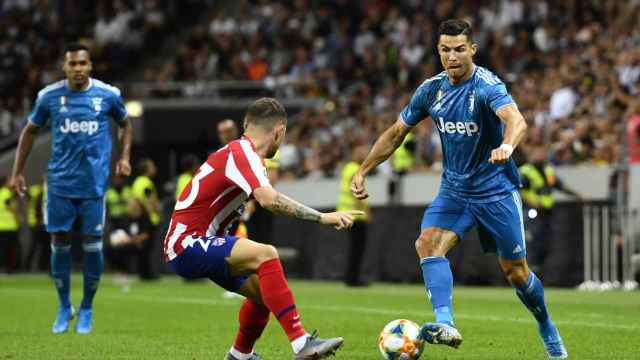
top-left (378, 319), bottom-right (425, 359)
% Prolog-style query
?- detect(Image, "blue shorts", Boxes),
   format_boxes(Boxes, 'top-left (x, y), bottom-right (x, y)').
top-left (421, 190), bottom-right (526, 260)
top-left (45, 192), bottom-right (106, 237)
top-left (169, 236), bottom-right (249, 291)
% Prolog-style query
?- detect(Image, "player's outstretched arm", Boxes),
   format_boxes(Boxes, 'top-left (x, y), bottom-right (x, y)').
top-left (115, 119), bottom-right (133, 176)
top-left (253, 186), bottom-right (363, 230)
top-left (10, 122), bottom-right (40, 197)
top-left (490, 104), bottom-right (528, 164)
top-left (351, 118), bottom-right (412, 199)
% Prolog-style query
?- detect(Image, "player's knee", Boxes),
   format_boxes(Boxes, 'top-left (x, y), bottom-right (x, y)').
top-left (415, 237), bottom-right (436, 257)
top-left (256, 244), bottom-right (279, 264)
top-left (415, 232), bottom-right (442, 257)
top-left (51, 233), bottom-right (71, 246)
top-left (504, 265), bottom-right (528, 287)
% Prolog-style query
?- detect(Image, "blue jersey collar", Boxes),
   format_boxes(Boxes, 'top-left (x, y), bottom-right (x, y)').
top-left (444, 64), bottom-right (476, 89)
top-left (64, 78), bottom-right (93, 92)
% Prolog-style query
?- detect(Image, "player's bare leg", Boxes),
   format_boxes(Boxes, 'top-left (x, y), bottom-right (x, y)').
top-left (500, 258), bottom-right (567, 358)
top-left (51, 232), bottom-right (75, 334)
top-left (226, 238), bottom-right (343, 359)
top-left (415, 227), bottom-right (463, 348)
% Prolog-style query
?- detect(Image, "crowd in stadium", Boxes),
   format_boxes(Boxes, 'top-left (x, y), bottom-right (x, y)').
top-left (0, 0), bottom-right (174, 140)
top-left (2, 0), bottom-right (640, 179)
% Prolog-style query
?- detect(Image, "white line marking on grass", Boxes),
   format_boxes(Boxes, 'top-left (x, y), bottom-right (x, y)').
top-left (2, 287), bottom-right (638, 331)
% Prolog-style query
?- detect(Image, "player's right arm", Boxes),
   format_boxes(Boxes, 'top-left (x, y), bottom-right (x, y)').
top-left (350, 119), bottom-right (412, 200)
top-left (226, 140), bottom-right (361, 230)
top-left (253, 186), bottom-right (361, 230)
top-left (10, 122), bottom-right (41, 196)
top-left (11, 91), bottom-right (49, 196)
top-left (352, 79), bottom-right (433, 200)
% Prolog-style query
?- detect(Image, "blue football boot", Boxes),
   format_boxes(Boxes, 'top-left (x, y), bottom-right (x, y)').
top-left (75, 307), bottom-right (93, 334)
top-left (419, 322), bottom-right (463, 348)
top-left (539, 319), bottom-right (568, 358)
top-left (52, 305), bottom-right (75, 334)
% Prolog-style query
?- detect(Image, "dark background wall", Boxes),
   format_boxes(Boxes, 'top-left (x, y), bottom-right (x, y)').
top-left (268, 202), bottom-right (590, 287)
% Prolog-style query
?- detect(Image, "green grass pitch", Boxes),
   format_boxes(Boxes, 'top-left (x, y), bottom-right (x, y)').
top-left (1, 274), bottom-right (638, 359)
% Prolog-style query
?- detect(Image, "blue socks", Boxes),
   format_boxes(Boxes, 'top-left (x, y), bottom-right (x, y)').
top-left (514, 272), bottom-right (549, 323)
top-left (81, 240), bottom-right (104, 310)
top-left (51, 244), bottom-right (72, 308)
top-left (420, 256), bottom-right (454, 326)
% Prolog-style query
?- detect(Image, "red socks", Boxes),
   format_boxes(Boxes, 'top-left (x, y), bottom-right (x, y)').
top-left (256, 258), bottom-right (306, 341)
top-left (233, 299), bottom-right (270, 353)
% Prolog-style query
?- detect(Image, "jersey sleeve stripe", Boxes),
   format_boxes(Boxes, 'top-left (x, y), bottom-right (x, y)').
top-left (165, 220), bottom-right (187, 261)
top-left (421, 71), bottom-right (446, 86)
top-left (494, 102), bottom-right (516, 112)
top-left (207, 191), bottom-right (246, 236)
top-left (239, 140), bottom-right (271, 188)
top-left (36, 80), bottom-right (65, 99)
top-left (399, 113), bottom-right (415, 128)
top-left (93, 78), bottom-right (122, 96)
top-left (225, 152), bottom-right (254, 195)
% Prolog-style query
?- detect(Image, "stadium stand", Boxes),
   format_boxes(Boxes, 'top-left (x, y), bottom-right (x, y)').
top-left (3, 0), bottom-right (639, 178)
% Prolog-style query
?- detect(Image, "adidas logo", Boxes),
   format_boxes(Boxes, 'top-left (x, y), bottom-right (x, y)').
top-left (512, 245), bottom-right (523, 254)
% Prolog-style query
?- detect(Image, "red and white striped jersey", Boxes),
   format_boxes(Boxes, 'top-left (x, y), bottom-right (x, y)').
top-left (163, 137), bottom-right (271, 261)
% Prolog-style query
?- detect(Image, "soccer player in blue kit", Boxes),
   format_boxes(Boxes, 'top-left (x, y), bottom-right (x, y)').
top-left (10, 44), bottom-right (133, 334)
top-left (351, 20), bottom-right (568, 358)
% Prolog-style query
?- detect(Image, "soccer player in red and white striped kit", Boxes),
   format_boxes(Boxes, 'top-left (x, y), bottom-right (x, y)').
top-left (164, 98), bottom-right (361, 360)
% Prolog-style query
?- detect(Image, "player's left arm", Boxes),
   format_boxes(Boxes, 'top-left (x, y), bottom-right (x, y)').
top-left (490, 106), bottom-right (527, 164)
top-left (484, 80), bottom-right (527, 164)
top-left (116, 119), bottom-right (132, 176)
top-left (110, 91), bottom-right (132, 176)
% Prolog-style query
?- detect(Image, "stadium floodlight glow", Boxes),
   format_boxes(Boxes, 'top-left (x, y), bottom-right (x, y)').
top-left (125, 101), bottom-right (144, 118)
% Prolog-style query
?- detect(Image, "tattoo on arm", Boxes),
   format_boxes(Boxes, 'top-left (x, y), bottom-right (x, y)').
top-left (270, 193), bottom-right (321, 222)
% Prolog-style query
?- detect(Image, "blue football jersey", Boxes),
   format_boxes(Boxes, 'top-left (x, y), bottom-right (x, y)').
top-left (28, 78), bottom-right (127, 198)
top-left (400, 66), bottom-right (520, 202)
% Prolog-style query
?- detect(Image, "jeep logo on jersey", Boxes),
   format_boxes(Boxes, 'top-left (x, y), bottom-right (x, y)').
top-left (59, 118), bottom-right (99, 135)
top-left (436, 117), bottom-right (479, 136)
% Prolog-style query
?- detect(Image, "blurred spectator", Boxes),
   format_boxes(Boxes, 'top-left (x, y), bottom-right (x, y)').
top-left (519, 146), bottom-right (582, 277)
top-left (175, 153), bottom-right (200, 200)
top-left (106, 174), bottom-right (132, 229)
top-left (337, 143), bottom-right (371, 287)
top-left (626, 101), bottom-right (640, 164)
top-left (108, 198), bottom-right (155, 290)
top-left (217, 118), bottom-right (240, 146)
top-left (0, 175), bottom-right (22, 273)
top-left (25, 177), bottom-right (49, 272)
top-left (132, 158), bottom-right (160, 280)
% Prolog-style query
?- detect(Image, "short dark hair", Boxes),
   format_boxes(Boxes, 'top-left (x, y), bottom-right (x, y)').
top-left (245, 98), bottom-right (287, 129)
top-left (64, 43), bottom-right (90, 55)
top-left (137, 158), bottom-right (154, 175)
top-left (438, 19), bottom-right (473, 42)
top-left (180, 153), bottom-right (200, 172)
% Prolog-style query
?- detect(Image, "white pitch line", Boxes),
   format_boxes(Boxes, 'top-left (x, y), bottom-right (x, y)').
top-left (2, 287), bottom-right (639, 331)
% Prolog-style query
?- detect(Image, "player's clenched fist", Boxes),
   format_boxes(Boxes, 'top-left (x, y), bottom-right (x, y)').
top-left (489, 144), bottom-right (514, 164)
top-left (350, 172), bottom-right (369, 199)
top-left (320, 210), bottom-right (364, 230)
top-left (115, 158), bottom-right (131, 176)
